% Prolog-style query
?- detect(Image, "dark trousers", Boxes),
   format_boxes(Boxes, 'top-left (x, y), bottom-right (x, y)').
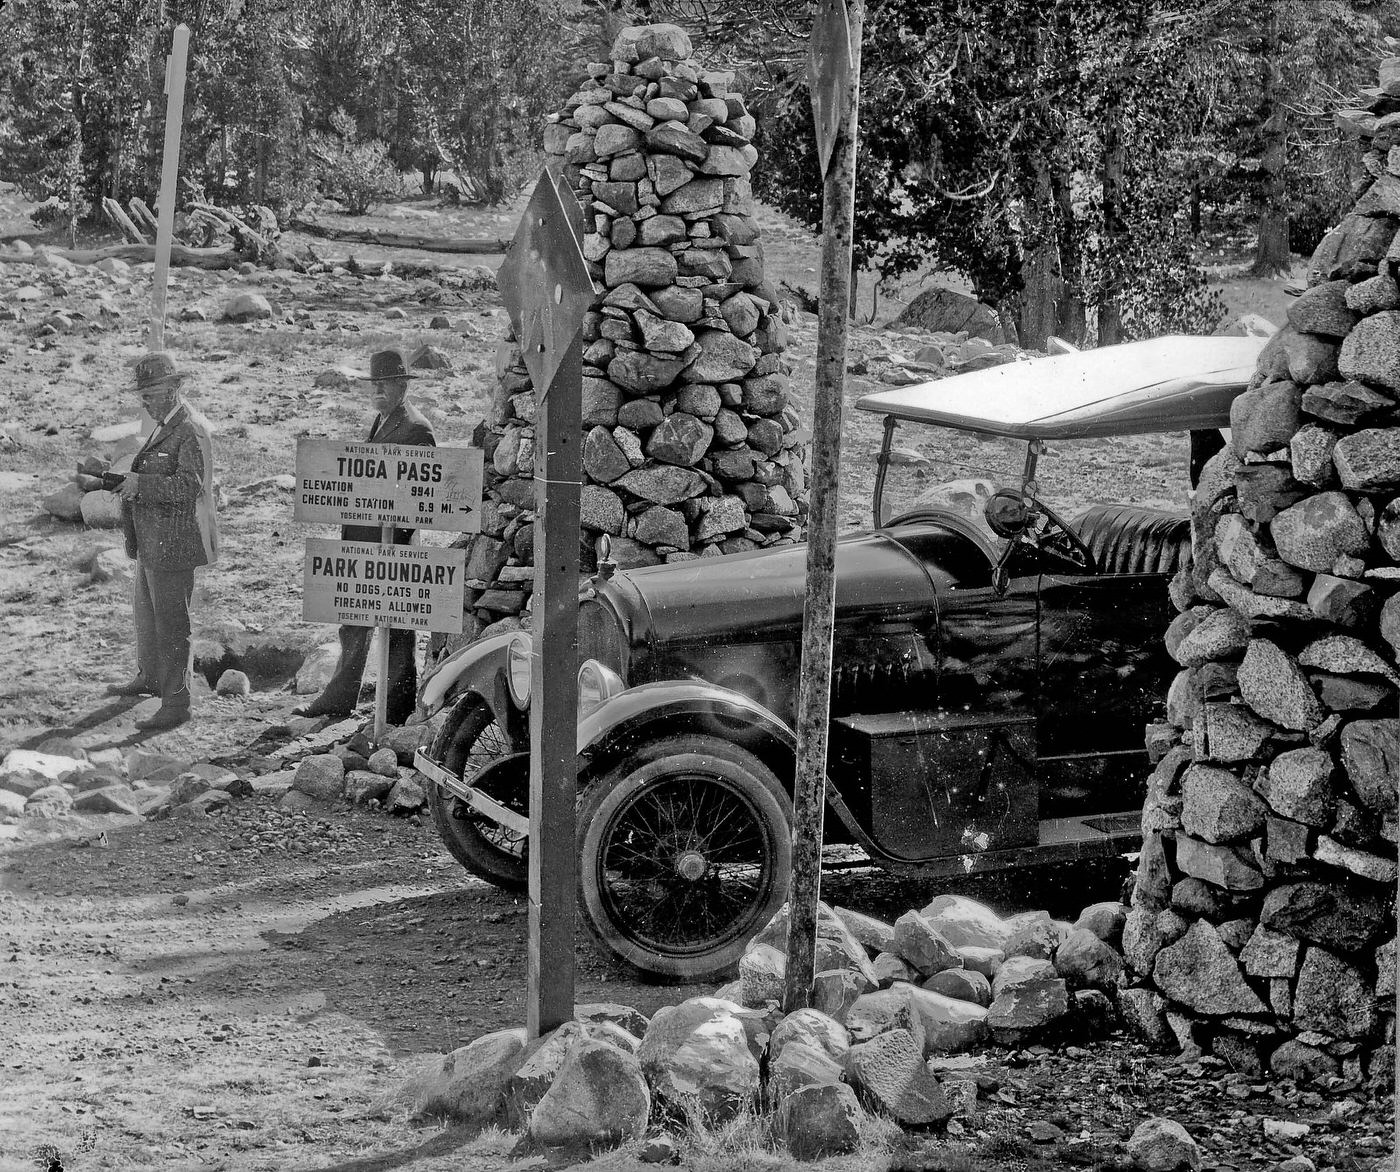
top-left (134, 561), bottom-right (194, 712)
top-left (318, 623), bottom-right (418, 725)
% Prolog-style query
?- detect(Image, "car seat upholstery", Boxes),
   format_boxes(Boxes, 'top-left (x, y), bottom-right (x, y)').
top-left (1070, 504), bottom-right (1191, 576)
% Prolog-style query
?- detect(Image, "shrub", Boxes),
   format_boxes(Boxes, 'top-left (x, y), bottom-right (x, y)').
top-left (307, 109), bottom-right (401, 216)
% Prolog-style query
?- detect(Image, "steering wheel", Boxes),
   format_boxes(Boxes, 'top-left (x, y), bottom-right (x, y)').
top-left (987, 489), bottom-right (1097, 590)
top-left (1035, 496), bottom-right (1097, 572)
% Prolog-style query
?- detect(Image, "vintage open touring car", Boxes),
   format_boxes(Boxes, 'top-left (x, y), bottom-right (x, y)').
top-left (412, 334), bottom-right (1267, 979)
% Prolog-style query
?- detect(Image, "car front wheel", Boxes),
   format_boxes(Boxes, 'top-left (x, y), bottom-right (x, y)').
top-left (577, 733), bottom-right (792, 980)
top-left (426, 693), bottom-right (529, 892)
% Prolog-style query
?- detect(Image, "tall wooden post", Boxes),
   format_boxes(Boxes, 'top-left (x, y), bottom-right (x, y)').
top-left (527, 331), bottom-right (582, 1036)
top-left (784, 0), bottom-right (864, 1014)
top-left (148, 22), bottom-right (190, 354)
top-left (498, 171), bottom-right (594, 1038)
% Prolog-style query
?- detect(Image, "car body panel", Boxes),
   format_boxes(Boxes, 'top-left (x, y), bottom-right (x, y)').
top-left (417, 629), bottom-right (517, 720)
top-left (577, 678), bottom-right (795, 761)
top-left (616, 529), bottom-right (946, 649)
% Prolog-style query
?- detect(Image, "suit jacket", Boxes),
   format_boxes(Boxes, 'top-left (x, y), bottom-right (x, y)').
top-left (122, 403), bottom-right (219, 571)
top-left (342, 400), bottom-right (437, 545)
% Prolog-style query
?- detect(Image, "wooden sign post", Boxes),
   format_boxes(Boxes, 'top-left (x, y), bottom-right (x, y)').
top-left (148, 20), bottom-right (191, 354)
top-left (497, 169), bottom-right (595, 1038)
top-left (784, 0), bottom-right (866, 1014)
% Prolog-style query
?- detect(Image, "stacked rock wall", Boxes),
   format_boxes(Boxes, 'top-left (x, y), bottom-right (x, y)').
top-left (1122, 60), bottom-right (1400, 1086)
top-left (455, 24), bottom-right (804, 643)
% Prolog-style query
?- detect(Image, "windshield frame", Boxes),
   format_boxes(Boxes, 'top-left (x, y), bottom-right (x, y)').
top-left (872, 414), bottom-right (1043, 530)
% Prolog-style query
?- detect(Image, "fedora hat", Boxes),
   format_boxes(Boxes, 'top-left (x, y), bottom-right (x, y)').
top-left (364, 349), bottom-right (416, 382)
top-left (130, 351), bottom-right (184, 391)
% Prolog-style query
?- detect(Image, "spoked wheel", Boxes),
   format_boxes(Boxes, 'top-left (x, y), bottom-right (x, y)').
top-left (578, 733), bottom-right (792, 980)
top-left (426, 694), bottom-right (529, 891)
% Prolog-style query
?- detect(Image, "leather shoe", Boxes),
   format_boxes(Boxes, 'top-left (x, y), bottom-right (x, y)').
top-left (106, 678), bottom-right (156, 697)
top-left (135, 707), bottom-right (190, 731)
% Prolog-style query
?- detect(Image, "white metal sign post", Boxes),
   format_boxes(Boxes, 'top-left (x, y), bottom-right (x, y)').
top-left (294, 439), bottom-right (483, 740)
top-left (148, 21), bottom-right (191, 355)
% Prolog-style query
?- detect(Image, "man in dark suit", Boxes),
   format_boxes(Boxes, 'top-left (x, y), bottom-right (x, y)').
top-left (295, 349), bottom-right (437, 723)
top-left (107, 351), bottom-right (219, 731)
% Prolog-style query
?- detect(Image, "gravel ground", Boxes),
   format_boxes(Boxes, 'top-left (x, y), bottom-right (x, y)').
top-left (3, 781), bottom-right (1393, 1171)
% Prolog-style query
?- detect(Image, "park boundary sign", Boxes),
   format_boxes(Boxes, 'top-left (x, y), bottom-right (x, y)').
top-left (294, 439), bottom-right (484, 532)
top-left (302, 539), bottom-right (466, 633)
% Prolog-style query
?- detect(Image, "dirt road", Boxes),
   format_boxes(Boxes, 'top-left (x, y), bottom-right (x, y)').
top-left (5, 793), bottom-right (1391, 1172)
top-left (1, 789), bottom-right (722, 1171)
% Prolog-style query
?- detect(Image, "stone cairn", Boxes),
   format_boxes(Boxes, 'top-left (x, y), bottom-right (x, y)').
top-left (1121, 59), bottom-right (1400, 1087)
top-left (453, 24), bottom-right (804, 644)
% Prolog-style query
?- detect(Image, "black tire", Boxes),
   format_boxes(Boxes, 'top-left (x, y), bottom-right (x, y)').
top-left (577, 734), bottom-right (792, 980)
top-left (426, 694), bottom-right (529, 892)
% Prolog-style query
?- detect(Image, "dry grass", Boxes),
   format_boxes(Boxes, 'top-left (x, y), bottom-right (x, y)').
top-left (373, 1094), bottom-right (910, 1172)
top-left (661, 1094), bottom-right (907, 1172)
top-left (679, 1099), bottom-right (788, 1172)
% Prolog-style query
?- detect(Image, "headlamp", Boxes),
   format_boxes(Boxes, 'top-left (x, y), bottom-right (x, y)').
top-left (577, 659), bottom-right (624, 715)
top-left (507, 633), bottom-right (532, 708)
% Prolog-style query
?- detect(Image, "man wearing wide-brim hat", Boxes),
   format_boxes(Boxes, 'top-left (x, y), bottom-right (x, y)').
top-left (106, 351), bottom-right (219, 731)
top-left (294, 348), bottom-right (437, 723)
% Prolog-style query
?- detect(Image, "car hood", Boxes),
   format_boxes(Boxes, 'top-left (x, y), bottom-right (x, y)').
top-left (602, 529), bottom-right (941, 648)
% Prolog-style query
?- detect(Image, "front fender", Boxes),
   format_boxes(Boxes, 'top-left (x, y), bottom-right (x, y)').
top-left (416, 630), bottom-right (517, 721)
top-left (577, 680), bottom-right (796, 778)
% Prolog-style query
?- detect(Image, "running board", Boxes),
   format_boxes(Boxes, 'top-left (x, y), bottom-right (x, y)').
top-left (1043, 809), bottom-right (1141, 843)
top-left (413, 749), bottom-right (530, 838)
top-left (824, 806), bottom-right (1143, 878)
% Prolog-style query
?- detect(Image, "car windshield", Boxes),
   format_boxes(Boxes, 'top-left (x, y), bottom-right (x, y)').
top-left (877, 421), bottom-right (1200, 536)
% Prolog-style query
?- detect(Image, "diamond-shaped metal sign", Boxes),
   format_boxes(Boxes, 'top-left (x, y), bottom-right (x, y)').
top-left (809, 0), bottom-right (853, 179)
top-left (557, 173), bottom-right (587, 253)
top-left (498, 170), bottom-right (595, 397)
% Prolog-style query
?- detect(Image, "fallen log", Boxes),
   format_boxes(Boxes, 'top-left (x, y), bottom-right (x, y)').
top-left (313, 256), bottom-right (470, 279)
top-left (0, 241), bottom-right (243, 270)
top-left (192, 200), bottom-right (272, 253)
top-left (102, 198), bottom-right (149, 245)
top-left (129, 197), bottom-right (160, 236)
top-left (288, 216), bottom-right (510, 254)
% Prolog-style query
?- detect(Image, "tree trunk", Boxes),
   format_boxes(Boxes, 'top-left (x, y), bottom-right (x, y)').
top-left (1018, 243), bottom-right (1061, 352)
top-left (1018, 154), bottom-right (1063, 352)
top-left (108, 133), bottom-right (123, 205)
top-left (1098, 96), bottom-right (1125, 346)
top-left (1251, 6), bottom-right (1290, 277)
top-left (255, 134), bottom-right (268, 205)
top-left (1050, 160), bottom-right (1084, 344)
top-left (144, 21), bottom-right (168, 202)
top-left (1190, 180), bottom-right (1202, 237)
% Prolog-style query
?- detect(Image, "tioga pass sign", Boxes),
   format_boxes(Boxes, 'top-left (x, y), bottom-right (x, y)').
top-left (294, 439), bottom-right (483, 532)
